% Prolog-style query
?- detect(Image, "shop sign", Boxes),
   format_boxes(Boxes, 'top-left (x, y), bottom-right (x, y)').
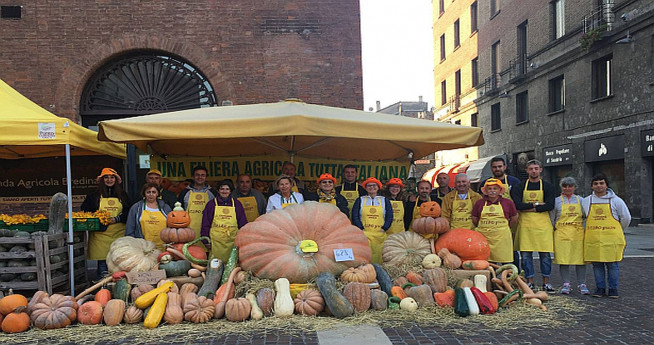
top-left (642, 129), bottom-right (654, 157)
top-left (542, 144), bottom-right (572, 167)
top-left (584, 135), bottom-right (624, 163)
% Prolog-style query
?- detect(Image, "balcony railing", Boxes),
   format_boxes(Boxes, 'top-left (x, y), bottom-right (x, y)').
top-left (481, 74), bottom-right (501, 95)
top-left (509, 54), bottom-right (528, 80)
top-left (448, 95), bottom-right (461, 113)
top-left (582, 1), bottom-right (614, 34)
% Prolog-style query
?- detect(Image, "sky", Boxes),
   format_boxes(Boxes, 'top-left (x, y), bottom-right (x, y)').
top-left (360, 0), bottom-right (435, 112)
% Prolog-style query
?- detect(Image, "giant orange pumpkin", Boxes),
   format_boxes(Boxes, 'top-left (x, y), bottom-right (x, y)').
top-left (234, 201), bottom-right (372, 283)
top-left (167, 202), bottom-right (191, 228)
top-left (434, 228), bottom-right (490, 261)
top-left (419, 201), bottom-right (441, 218)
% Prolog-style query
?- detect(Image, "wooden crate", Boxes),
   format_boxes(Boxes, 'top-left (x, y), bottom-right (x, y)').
top-left (0, 232), bottom-right (87, 294)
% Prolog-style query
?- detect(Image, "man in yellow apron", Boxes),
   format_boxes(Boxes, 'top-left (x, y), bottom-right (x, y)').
top-left (81, 168), bottom-right (131, 279)
top-left (232, 174), bottom-right (267, 222)
top-left (385, 178), bottom-right (407, 235)
top-left (511, 160), bottom-right (556, 292)
top-left (351, 177), bottom-right (393, 264)
top-left (335, 164), bottom-right (367, 218)
top-left (471, 179), bottom-right (518, 263)
top-left (178, 166), bottom-right (217, 250)
top-left (407, 180), bottom-right (433, 233)
top-left (441, 173), bottom-right (482, 229)
top-left (551, 177), bottom-right (589, 295)
top-left (201, 181), bottom-right (248, 263)
top-left (435, 172), bottom-right (453, 199)
top-left (582, 174), bottom-right (631, 298)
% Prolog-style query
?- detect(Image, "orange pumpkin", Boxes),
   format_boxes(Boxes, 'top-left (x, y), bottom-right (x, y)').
top-left (94, 288), bottom-right (112, 307)
top-left (1, 307), bottom-right (30, 333)
top-left (419, 201), bottom-right (441, 217)
top-left (78, 301), bottom-right (104, 325)
top-left (411, 217), bottom-right (450, 237)
top-left (435, 228), bottom-right (490, 261)
top-left (167, 202), bottom-right (191, 228)
top-left (234, 202), bottom-right (372, 283)
top-left (0, 294), bottom-right (28, 316)
top-left (160, 227), bottom-right (196, 243)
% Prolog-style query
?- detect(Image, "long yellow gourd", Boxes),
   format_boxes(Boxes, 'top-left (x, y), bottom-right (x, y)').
top-left (135, 281), bottom-right (175, 309)
top-left (143, 292), bottom-right (168, 329)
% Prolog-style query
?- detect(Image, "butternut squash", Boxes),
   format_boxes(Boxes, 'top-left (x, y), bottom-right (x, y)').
top-left (273, 278), bottom-right (294, 317)
top-left (245, 293), bottom-right (264, 321)
top-left (143, 293), bottom-right (167, 329)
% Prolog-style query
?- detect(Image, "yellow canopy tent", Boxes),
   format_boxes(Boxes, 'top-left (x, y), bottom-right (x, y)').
top-left (0, 79), bottom-right (126, 295)
top-left (97, 99), bottom-right (484, 162)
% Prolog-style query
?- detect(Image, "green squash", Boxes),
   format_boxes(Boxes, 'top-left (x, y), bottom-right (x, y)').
top-left (315, 272), bottom-right (354, 319)
top-left (159, 260), bottom-right (191, 278)
top-left (454, 287), bottom-right (469, 317)
top-left (372, 263), bottom-right (393, 296)
top-left (114, 278), bottom-right (131, 303)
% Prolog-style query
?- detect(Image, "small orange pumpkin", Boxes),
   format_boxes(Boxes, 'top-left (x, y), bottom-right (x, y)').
top-left (1, 306), bottom-right (30, 333)
top-left (419, 201), bottom-right (441, 218)
top-left (78, 301), bottom-right (104, 325)
top-left (160, 227), bottom-right (196, 243)
top-left (0, 293), bottom-right (28, 316)
top-left (167, 202), bottom-right (191, 228)
top-left (94, 289), bottom-right (112, 307)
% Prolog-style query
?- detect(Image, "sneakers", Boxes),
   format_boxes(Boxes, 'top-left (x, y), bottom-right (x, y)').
top-left (608, 289), bottom-right (619, 299)
top-left (543, 283), bottom-right (556, 294)
top-left (592, 288), bottom-right (605, 298)
top-left (560, 283), bottom-right (571, 294)
top-left (527, 282), bottom-right (534, 290)
top-left (578, 284), bottom-right (590, 295)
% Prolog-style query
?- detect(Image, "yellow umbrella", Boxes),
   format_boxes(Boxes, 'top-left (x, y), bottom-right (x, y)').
top-left (98, 99), bottom-right (483, 161)
top-left (0, 79), bottom-right (125, 159)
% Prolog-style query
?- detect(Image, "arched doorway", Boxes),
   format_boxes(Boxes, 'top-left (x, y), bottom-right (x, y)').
top-left (80, 51), bottom-right (217, 127)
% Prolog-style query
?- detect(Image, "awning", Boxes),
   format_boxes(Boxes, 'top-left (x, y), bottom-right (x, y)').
top-left (422, 163), bottom-right (463, 188)
top-left (466, 155), bottom-right (502, 183)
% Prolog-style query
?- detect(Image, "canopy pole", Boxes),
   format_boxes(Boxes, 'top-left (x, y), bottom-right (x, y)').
top-left (65, 144), bottom-right (75, 296)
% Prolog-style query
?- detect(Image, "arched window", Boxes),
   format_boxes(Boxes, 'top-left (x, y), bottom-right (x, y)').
top-left (80, 51), bottom-right (217, 127)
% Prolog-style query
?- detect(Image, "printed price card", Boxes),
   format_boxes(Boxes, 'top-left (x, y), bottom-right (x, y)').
top-left (333, 248), bottom-right (354, 262)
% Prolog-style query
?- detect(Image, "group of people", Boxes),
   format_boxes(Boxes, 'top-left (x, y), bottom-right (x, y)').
top-left (81, 157), bottom-right (631, 299)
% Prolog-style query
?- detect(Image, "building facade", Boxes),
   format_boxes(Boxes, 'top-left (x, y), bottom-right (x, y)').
top-left (474, 0), bottom-right (653, 223)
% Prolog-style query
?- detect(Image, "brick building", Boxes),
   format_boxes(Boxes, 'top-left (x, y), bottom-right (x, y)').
top-left (472, 0), bottom-right (653, 223)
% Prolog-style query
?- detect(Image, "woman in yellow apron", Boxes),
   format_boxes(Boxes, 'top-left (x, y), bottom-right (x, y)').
top-left (200, 180), bottom-right (248, 263)
top-left (125, 182), bottom-right (172, 251)
top-left (471, 178), bottom-right (518, 263)
top-left (80, 168), bottom-right (131, 279)
top-left (383, 178), bottom-right (409, 235)
top-left (582, 174), bottom-right (631, 299)
top-left (265, 175), bottom-right (305, 212)
top-left (551, 177), bottom-right (589, 295)
top-left (351, 177), bottom-right (393, 264)
top-left (305, 173), bottom-right (350, 216)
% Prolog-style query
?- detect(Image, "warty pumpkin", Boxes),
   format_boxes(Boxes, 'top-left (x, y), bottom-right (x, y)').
top-left (166, 202), bottom-right (191, 228)
top-left (382, 231), bottom-right (431, 266)
top-left (419, 201), bottom-right (441, 217)
top-left (78, 301), bottom-right (103, 325)
top-left (435, 228), bottom-right (490, 261)
top-left (234, 201), bottom-right (372, 283)
top-left (293, 289), bottom-right (324, 316)
top-left (343, 282), bottom-right (371, 313)
top-left (1, 306), bottom-right (30, 333)
top-left (163, 292), bottom-right (184, 325)
top-left (103, 299), bottom-right (126, 326)
top-left (160, 227), bottom-right (195, 244)
top-left (422, 268), bottom-right (448, 293)
top-left (370, 289), bottom-right (388, 311)
top-left (106, 236), bottom-right (161, 273)
top-left (340, 264), bottom-right (376, 283)
top-left (183, 293), bottom-right (215, 323)
top-left (225, 297), bottom-right (251, 322)
top-left (30, 293), bottom-right (78, 329)
top-left (407, 284), bottom-right (434, 307)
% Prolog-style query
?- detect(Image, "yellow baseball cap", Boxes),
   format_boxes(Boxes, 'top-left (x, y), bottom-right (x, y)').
top-left (147, 169), bottom-right (163, 176)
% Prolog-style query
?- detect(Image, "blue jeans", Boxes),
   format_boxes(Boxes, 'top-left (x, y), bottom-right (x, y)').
top-left (592, 262), bottom-right (619, 290)
top-left (513, 251), bottom-right (521, 270)
top-left (96, 260), bottom-right (108, 280)
top-left (521, 252), bottom-right (551, 279)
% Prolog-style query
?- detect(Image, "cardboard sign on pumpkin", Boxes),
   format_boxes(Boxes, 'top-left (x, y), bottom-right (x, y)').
top-left (126, 269), bottom-right (167, 285)
top-left (333, 248), bottom-right (354, 262)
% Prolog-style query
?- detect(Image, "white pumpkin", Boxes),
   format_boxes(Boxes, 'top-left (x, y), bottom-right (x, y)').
top-left (106, 236), bottom-right (160, 273)
top-left (421, 254), bottom-right (442, 269)
top-left (399, 297), bottom-right (418, 311)
top-left (273, 278), bottom-right (294, 317)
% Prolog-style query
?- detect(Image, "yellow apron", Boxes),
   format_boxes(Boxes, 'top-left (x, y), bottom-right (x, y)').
top-left (291, 183), bottom-right (300, 193)
top-left (237, 196), bottom-right (259, 222)
top-left (318, 197), bottom-right (337, 206)
top-left (476, 200), bottom-right (513, 262)
top-left (361, 197), bottom-right (387, 264)
top-left (553, 196), bottom-right (585, 265)
top-left (514, 180), bottom-right (553, 252)
top-left (281, 193), bottom-right (300, 209)
top-left (408, 197), bottom-right (429, 233)
top-left (584, 198), bottom-right (626, 262)
top-left (450, 196), bottom-right (474, 229)
top-left (501, 176), bottom-right (512, 200)
top-left (340, 184), bottom-right (360, 218)
top-left (210, 203), bottom-right (239, 263)
top-left (186, 190), bottom-right (209, 250)
top-left (139, 205), bottom-right (167, 251)
top-left (387, 200), bottom-right (405, 235)
top-left (88, 197), bottom-right (125, 260)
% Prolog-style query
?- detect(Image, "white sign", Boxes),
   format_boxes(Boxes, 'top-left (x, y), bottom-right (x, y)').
top-left (333, 248), bottom-right (354, 262)
top-left (38, 123), bottom-right (56, 139)
top-left (139, 155), bottom-right (151, 168)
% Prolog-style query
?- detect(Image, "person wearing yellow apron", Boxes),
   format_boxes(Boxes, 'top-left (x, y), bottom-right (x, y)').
top-left (266, 175), bottom-right (305, 212)
top-left (126, 182), bottom-right (172, 251)
top-left (511, 160), bottom-right (556, 292)
top-left (80, 168), bottom-right (131, 279)
top-left (178, 166), bottom-right (217, 250)
top-left (582, 174), bottom-right (631, 299)
top-left (305, 173), bottom-right (350, 216)
top-left (383, 178), bottom-right (409, 235)
top-left (550, 177), bottom-right (589, 295)
top-left (335, 164), bottom-right (367, 219)
top-left (471, 178), bottom-right (518, 263)
top-left (441, 173), bottom-right (482, 229)
top-left (407, 180), bottom-right (434, 233)
top-left (352, 177), bottom-right (393, 264)
top-left (232, 174), bottom-right (267, 222)
top-left (201, 181), bottom-right (248, 263)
